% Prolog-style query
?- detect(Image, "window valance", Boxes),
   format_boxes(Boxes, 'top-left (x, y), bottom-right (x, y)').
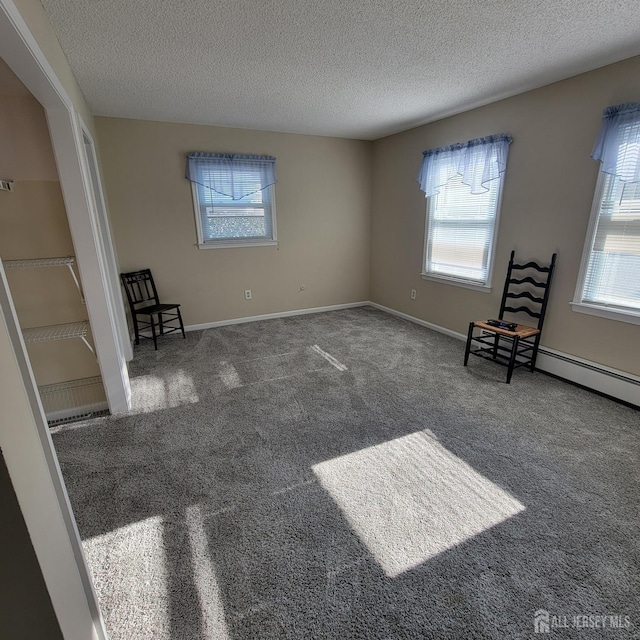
top-left (418, 134), bottom-right (512, 197)
top-left (591, 102), bottom-right (640, 183)
top-left (185, 153), bottom-right (277, 201)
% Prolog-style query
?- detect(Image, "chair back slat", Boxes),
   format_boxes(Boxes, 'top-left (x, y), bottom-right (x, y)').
top-left (120, 269), bottom-right (160, 311)
top-left (505, 291), bottom-right (545, 304)
top-left (508, 276), bottom-right (546, 288)
top-left (499, 251), bottom-right (557, 331)
top-left (503, 305), bottom-right (541, 318)
top-left (511, 260), bottom-right (552, 273)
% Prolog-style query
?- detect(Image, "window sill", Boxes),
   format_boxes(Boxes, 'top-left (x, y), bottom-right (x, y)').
top-left (421, 273), bottom-right (492, 293)
top-left (197, 240), bottom-right (278, 250)
top-left (570, 301), bottom-right (640, 326)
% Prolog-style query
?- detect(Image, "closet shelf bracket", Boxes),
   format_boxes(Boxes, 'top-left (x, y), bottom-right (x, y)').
top-left (22, 321), bottom-right (95, 354)
top-left (3, 256), bottom-right (84, 302)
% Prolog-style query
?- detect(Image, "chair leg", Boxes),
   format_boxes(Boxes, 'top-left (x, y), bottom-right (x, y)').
top-left (493, 333), bottom-right (500, 360)
top-left (150, 315), bottom-right (158, 350)
top-left (506, 336), bottom-right (520, 384)
top-left (530, 335), bottom-right (542, 372)
top-left (133, 315), bottom-right (140, 345)
top-left (158, 312), bottom-right (164, 336)
top-left (464, 322), bottom-right (474, 366)
top-left (177, 307), bottom-right (186, 339)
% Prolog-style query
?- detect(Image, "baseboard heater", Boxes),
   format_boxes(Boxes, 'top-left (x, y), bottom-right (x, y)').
top-left (476, 329), bottom-right (639, 407)
top-left (535, 347), bottom-right (639, 408)
top-left (538, 347), bottom-right (635, 383)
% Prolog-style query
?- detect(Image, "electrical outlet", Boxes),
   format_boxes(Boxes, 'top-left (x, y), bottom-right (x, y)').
top-left (410, 289), bottom-right (417, 300)
top-left (244, 289), bottom-right (252, 300)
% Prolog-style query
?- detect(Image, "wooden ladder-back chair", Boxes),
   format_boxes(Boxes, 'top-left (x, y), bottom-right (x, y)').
top-left (120, 269), bottom-right (186, 350)
top-left (464, 251), bottom-right (557, 383)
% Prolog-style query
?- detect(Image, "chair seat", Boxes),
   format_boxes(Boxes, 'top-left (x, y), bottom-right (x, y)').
top-left (473, 320), bottom-right (540, 339)
top-left (135, 303), bottom-right (180, 316)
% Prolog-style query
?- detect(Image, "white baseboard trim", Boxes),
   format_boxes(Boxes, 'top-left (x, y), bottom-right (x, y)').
top-left (369, 302), bottom-right (639, 407)
top-left (368, 302), bottom-right (467, 340)
top-left (184, 301), bottom-right (370, 332)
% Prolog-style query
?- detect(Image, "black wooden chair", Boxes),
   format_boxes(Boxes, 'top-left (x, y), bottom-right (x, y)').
top-left (463, 251), bottom-right (557, 383)
top-left (120, 269), bottom-right (185, 350)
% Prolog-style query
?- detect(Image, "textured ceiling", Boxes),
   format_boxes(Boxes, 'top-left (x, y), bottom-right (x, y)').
top-left (40, 0), bottom-right (640, 140)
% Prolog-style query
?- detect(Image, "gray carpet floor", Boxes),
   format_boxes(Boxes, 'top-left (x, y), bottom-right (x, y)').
top-left (51, 306), bottom-right (640, 639)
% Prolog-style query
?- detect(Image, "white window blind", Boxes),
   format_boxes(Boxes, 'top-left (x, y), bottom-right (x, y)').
top-left (581, 174), bottom-right (640, 311)
top-left (575, 103), bottom-right (640, 321)
top-left (418, 134), bottom-right (510, 289)
top-left (186, 153), bottom-right (277, 247)
top-left (425, 173), bottom-right (501, 285)
top-left (196, 168), bottom-right (273, 241)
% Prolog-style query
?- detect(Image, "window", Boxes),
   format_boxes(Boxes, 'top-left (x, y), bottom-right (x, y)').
top-left (418, 134), bottom-right (512, 291)
top-left (572, 103), bottom-right (640, 325)
top-left (186, 153), bottom-right (277, 248)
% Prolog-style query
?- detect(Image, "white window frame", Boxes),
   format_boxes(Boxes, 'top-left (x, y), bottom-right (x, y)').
top-left (190, 174), bottom-right (277, 250)
top-left (421, 174), bottom-right (505, 293)
top-left (571, 171), bottom-right (640, 326)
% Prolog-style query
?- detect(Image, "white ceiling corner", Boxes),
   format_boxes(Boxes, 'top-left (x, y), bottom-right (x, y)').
top-left (39, 0), bottom-right (640, 140)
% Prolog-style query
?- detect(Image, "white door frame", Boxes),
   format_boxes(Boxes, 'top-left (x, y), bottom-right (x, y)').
top-left (44, 107), bottom-right (132, 411)
top-left (77, 118), bottom-right (133, 363)
top-left (0, 1), bottom-right (133, 636)
top-left (0, 265), bottom-right (107, 640)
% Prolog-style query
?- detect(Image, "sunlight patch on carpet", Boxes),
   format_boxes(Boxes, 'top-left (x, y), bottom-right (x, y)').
top-left (129, 369), bottom-right (199, 413)
top-left (83, 516), bottom-right (171, 638)
top-left (186, 504), bottom-right (231, 639)
top-left (312, 431), bottom-right (525, 577)
top-left (219, 361), bottom-right (242, 389)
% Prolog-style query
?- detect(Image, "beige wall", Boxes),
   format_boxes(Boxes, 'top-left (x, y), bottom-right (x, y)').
top-left (0, 58), bottom-right (100, 385)
top-left (371, 56), bottom-right (640, 376)
top-left (96, 117), bottom-right (372, 325)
